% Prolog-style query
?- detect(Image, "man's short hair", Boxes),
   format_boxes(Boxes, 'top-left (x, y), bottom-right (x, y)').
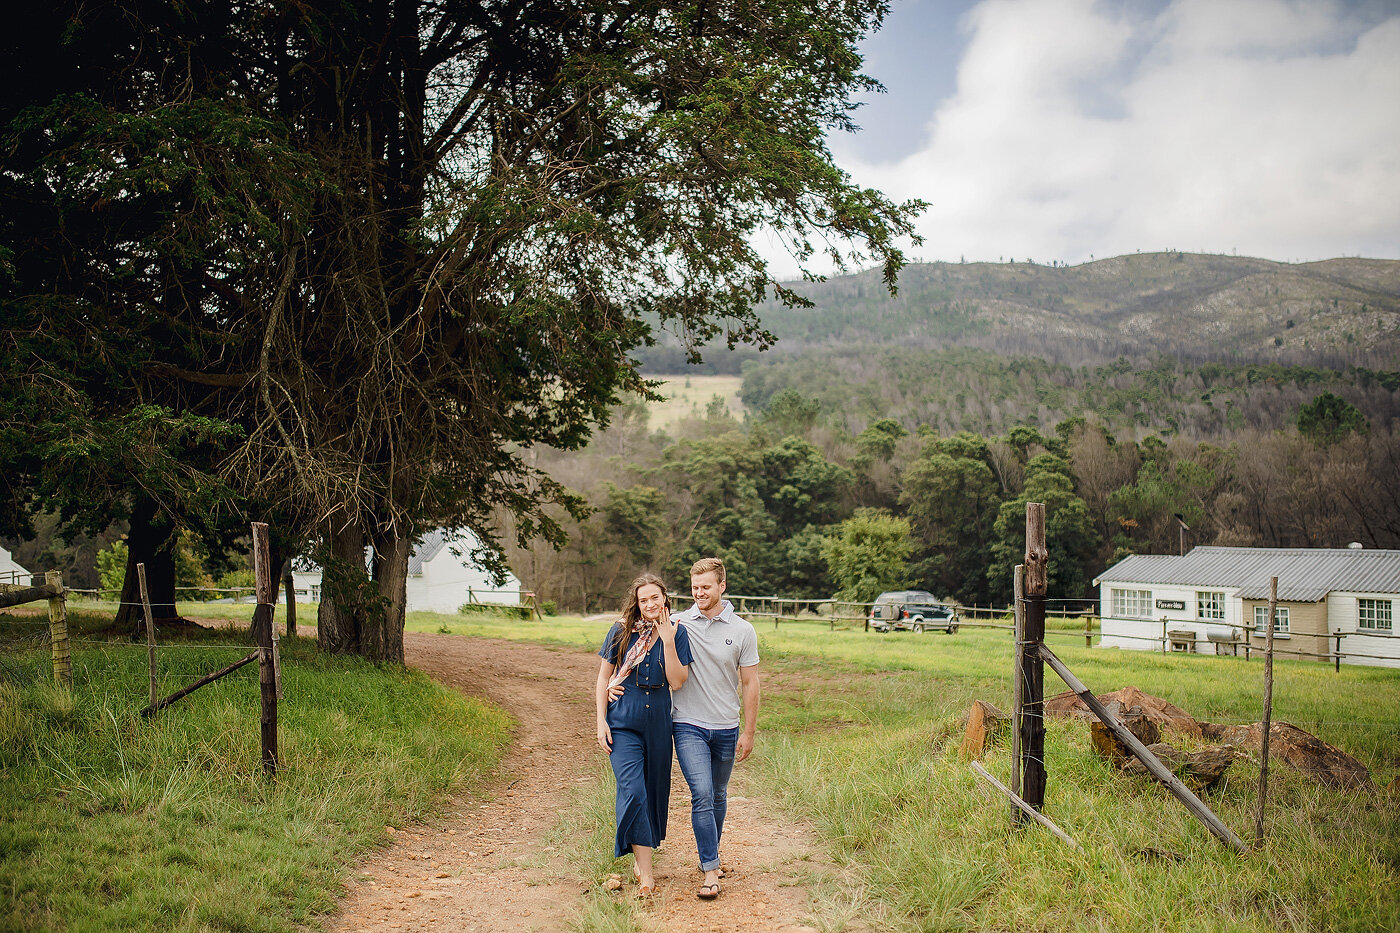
top-left (690, 557), bottom-right (726, 584)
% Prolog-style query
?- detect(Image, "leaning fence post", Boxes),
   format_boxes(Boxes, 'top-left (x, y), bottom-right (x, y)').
top-left (251, 522), bottom-right (278, 778)
top-left (137, 563), bottom-right (158, 707)
top-left (1039, 643), bottom-right (1246, 852)
top-left (1020, 503), bottom-right (1048, 816)
top-left (45, 571), bottom-right (71, 688)
top-left (1254, 576), bottom-right (1277, 848)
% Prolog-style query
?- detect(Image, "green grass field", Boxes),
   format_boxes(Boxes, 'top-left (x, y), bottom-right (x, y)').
top-left (5, 601), bottom-right (1397, 932)
top-left (646, 374), bottom-right (745, 429)
top-left (0, 605), bottom-right (511, 933)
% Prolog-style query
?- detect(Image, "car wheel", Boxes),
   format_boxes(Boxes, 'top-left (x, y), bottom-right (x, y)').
top-left (912, 623), bottom-right (924, 633)
top-left (949, 624), bottom-right (959, 634)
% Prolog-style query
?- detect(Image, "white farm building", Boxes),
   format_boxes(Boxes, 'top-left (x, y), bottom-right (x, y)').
top-left (1096, 546), bottom-right (1400, 668)
top-left (291, 529), bottom-right (521, 613)
top-left (0, 545), bottom-right (31, 585)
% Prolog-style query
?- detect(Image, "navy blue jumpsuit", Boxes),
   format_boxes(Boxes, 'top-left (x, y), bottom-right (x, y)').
top-left (599, 624), bottom-right (693, 858)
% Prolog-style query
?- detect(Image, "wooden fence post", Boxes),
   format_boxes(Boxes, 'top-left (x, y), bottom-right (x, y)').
top-left (45, 571), bottom-right (71, 688)
top-left (1011, 563), bottom-right (1025, 826)
top-left (1254, 576), bottom-right (1277, 848)
top-left (251, 522), bottom-right (278, 778)
top-left (1020, 503), bottom-right (1048, 815)
top-left (137, 563), bottom-right (158, 707)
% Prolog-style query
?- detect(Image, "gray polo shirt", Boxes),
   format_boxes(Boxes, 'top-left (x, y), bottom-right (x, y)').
top-left (671, 600), bottom-right (760, 730)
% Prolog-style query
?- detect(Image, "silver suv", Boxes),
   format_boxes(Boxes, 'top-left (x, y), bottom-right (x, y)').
top-left (868, 590), bottom-right (960, 634)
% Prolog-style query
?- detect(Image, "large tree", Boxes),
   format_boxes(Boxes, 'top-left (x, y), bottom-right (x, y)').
top-left (3, 1), bottom-right (921, 660)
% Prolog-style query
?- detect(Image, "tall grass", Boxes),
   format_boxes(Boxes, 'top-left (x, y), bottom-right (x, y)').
top-left (0, 618), bottom-right (511, 933)
top-left (751, 626), bottom-right (1400, 933)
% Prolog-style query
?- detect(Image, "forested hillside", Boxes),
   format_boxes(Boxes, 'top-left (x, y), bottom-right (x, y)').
top-left (506, 253), bottom-right (1400, 612)
top-left (639, 252), bottom-right (1400, 371)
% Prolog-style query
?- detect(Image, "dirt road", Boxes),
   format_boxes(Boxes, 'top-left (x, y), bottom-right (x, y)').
top-left (326, 633), bottom-right (827, 933)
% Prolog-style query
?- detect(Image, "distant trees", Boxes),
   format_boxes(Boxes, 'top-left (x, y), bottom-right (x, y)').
top-left (505, 358), bottom-right (1400, 614)
top-left (1298, 392), bottom-right (1369, 444)
top-left (821, 510), bottom-right (912, 604)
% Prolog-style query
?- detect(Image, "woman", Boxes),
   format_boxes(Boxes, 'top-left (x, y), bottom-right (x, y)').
top-left (595, 574), bottom-right (692, 894)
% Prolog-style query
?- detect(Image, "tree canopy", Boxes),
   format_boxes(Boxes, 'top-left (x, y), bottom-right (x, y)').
top-left (2, 1), bottom-right (922, 658)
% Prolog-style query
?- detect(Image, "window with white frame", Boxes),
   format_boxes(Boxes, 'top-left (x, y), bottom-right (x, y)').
top-left (1196, 591), bottom-right (1225, 621)
top-left (1358, 599), bottom-right (1393, 632)
top-left (1110, 588), bottom-right (1152, 619)
top-left (1253, 605), bottom-right (1289, 634)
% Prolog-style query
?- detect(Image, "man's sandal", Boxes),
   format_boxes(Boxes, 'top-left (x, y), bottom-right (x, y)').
top-left (697, 881), bottom-right (720, 900)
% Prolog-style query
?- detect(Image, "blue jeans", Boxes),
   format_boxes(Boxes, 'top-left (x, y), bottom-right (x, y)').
top-left (672, 723), bottom-right (738, 872)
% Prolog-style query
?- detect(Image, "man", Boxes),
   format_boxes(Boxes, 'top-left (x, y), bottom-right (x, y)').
top-left (670, 557), bottom-right (760, 900)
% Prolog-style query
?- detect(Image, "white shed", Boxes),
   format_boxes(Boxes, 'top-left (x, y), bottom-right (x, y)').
top-left (0, 545), bottom-right (31, 585)
top-left (1096, 546), bottom-right (1400, 668)
top-left (290, 528), bottom-right (520, 613)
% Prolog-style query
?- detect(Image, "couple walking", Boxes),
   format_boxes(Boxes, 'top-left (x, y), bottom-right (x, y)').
top-left (593, 558), bottom-right (760, 899)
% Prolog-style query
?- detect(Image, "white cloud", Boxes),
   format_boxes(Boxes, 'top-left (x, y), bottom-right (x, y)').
top-left (770, 0), bottom-right (1400, 277)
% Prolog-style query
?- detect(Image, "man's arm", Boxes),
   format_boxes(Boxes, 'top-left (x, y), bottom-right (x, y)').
top-left (736, 663), bottom-right (760, 762)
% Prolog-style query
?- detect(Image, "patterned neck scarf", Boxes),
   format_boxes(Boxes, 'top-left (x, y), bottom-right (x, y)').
top-left (607, 617), bottom-right (659, 690)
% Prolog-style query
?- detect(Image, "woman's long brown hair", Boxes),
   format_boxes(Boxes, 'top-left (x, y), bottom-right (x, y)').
top-left (614, 573), bottom-right (668, 669)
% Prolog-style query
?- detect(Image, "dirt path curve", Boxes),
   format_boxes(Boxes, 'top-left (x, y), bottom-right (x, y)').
top-left (326, 633), bottom-right (826, 933)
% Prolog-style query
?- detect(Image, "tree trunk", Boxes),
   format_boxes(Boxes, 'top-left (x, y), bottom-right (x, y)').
top-left (317, 517), bottom-right (368, 656)
top-left (316, 517), bottom-right (411, 663)
top-left (365, 526), bottom-right (410, 664)
top-left (116, 496), bottom-right (180, 635)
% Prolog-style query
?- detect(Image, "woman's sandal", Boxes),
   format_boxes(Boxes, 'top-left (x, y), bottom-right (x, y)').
top-left (637, 882), bottom-right (657, 898)
top-left (697, 881), bottom-right (720, 900)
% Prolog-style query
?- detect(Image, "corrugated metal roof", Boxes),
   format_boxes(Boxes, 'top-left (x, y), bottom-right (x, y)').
top-left (408, 529), bottom-right (450, 576)
top-left (1095, 546), bottom-right (1400, 602)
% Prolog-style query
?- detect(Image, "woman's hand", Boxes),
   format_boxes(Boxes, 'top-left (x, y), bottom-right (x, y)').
top-left (597, 721), bottom-right (613, 754)
top-left (607, 682), bottom-right (625, 703)
top-left (656, 607), bottom-right (676, 644)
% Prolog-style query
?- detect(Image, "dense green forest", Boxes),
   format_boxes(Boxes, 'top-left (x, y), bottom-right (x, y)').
top-left (504, 387), bottom-right (1398, 612)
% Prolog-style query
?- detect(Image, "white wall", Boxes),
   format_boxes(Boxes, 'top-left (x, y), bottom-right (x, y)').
top-left (1098, 583), bottom-right (1242, 655)
top-left (0, 546), bottom-right (30, 584)
top-left (408, 550), bottom-right (519, 614)
top-left (288, 559), bottom-right (521, 613)
top-left (1325, 591), bottom-right (1400, 669)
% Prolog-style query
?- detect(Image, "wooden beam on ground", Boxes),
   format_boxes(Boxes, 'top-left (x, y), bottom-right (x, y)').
top-left (1037, 643), bottom-right (1247, 853)
top-left (971, 761), bottom-right (1081, 851)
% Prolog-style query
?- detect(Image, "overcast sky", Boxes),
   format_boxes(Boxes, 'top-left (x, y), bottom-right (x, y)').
top-left (763, 0), bottom-right (1400, 277)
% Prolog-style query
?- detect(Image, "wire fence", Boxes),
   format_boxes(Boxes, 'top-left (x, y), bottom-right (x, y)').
top-left (0, 616), bottom-right (261, 692)
top-left (687, 593), bottom-right (1399, 668)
